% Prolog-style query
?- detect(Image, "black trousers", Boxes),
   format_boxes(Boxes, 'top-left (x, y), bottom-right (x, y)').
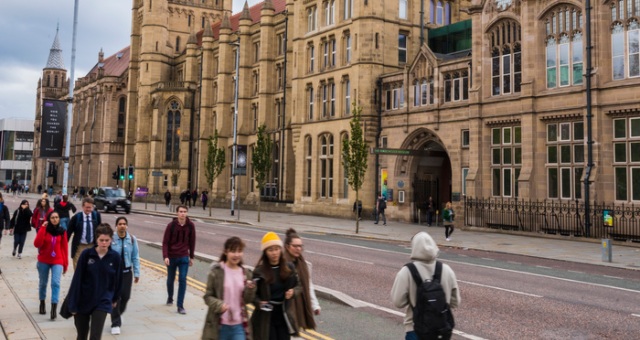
top-left (269, 305), bottom-right (291, 340)
top-left (111, 270), bottom-right (133, 327)
top-left (74, 310), bottom-right (107, 340)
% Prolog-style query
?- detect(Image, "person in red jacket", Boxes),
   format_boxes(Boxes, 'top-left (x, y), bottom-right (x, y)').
top-left (33, 211), bottom-right (68, 320)
top-left (32, 197), bottom-right (53, 232)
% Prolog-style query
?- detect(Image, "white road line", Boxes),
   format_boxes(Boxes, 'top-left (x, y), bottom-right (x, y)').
top-left (507, 261), bottom-right (521, 265)
top-left (143, 220), bottom-right (165, 225)
top-left (459, 280), bottom-right (543, 298)
top-left (305, 250), bottom-right (374, 265)
top-left (453, 330), bottom-right (490, 340)
top-left (568, 270), bottom-right (584, 274)
top-left (536, 265), bottom-right (551, 269)
top-left (481, 258), bottom-right (495, 261)
top-left (604, 275), bottom-right (624, 280)
top-left (632, 314), bottom-right (640, 318)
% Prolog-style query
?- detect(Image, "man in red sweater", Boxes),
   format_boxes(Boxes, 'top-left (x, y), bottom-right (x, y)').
top-left (161, 205), bottom-right (196, 314)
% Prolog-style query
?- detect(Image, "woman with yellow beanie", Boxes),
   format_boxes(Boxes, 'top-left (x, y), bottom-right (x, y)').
top-left (250, 232), bottom-right (299, 340)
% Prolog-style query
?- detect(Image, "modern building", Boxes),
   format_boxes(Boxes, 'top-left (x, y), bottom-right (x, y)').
top-left (0, 119), bottom-right (35, 188)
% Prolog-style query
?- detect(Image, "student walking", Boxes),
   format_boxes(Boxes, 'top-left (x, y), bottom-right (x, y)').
top-left (109, 217), bottom-right (141, 335)
top-left (391, 232), bottom-right (460, 340)
top-left (54, 194), bottom-right (77, 231)
top-left (251, 232), bottom-right (299, 340)
top-left (31, 197), bottom-right (53, 232)
top-left (67, 197), bottom-right (102, 268)
top-left (284, 228), bottom-right (321, 332)
top-left (201, 191), bottom-right (208, 210)
top-left (164, 190), bottom-right (172, 207)
top-left (0, 193), bottom-right (10, 242)
top-left (374, 193), bottom-right (387, 225)
top-left (33, 211), bottom-right (68, 320)
top-left (162, 205), bottom-right (196, 314)
top-left (67, 224), bottom-right (122, 340)
top-left (443, 202), bottom-right (455, 241)
top-left (426, 196), bottom-right (435, 227)
top-left (202, 237), bottom-right (257, 340)
top-left (10, 200), bottom-right (33, 258)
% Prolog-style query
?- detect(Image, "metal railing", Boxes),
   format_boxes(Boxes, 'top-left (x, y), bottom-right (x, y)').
top-left (463, 197), bottom-right (640, 242)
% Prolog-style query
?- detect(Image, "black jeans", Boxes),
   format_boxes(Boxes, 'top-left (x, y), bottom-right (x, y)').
top-left (13, 232), bottom-right (28, 254)
top-left (111, 270), bottom-right (133, 327)
top-left (74, 310), bottom-right (107, 340)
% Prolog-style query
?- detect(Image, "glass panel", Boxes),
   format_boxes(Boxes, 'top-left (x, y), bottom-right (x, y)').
top-left (493, 128), bottom-right (501, 145)
top-left (614, 119), bottom-right (627, 138)
top-left (548, 168), bottom-right (558, 198)
top-left (503, 127), bottom-right (512, 144)
top-left (514, 147), bottom-right (521, 164)
top-left (631, 118), bottom-right (640, 137)
top-left (631, 143), bottom-right (640, 162)
top-left (548, 124), bottom-right (557, 142)
top-left (574, 122), bottom-right (584, 140)
top-left (515, 168), bottom-right (521, 198)
top-left (573, 63), bottom-right (583, 85)
top-left (548, 146), bottom-right (558, 163)
top-left (560, 145), bottom-right (572, 163)
top-left (615, 167), bottom-right (628, 200)
top-left (561, 168), bottom-right (572, 198)
top-left (493, 168), bottom-right (501, 196)
top-left (503, 148), bottom-right (512, 165)
top-left (633, 168), bottom-right (640, 201)
top-left (547, 67), bottom-right (557, 88)
top-left (503, 168), bottom-right (512, 197)
top-left (613, 30), bottom-right (625, 80)
top-left (514, 126), bottom-right (521, 144)
top-left (575, 168), bottom-right (583, 199)
top-left (560, 65), bottom-right (570, 86)
top-left (574, 145), bottom-right (585, 163)
top-left (614, 143), bottom-right (627, 162)
top-left (560, 123), bottom-right (571, 141)
top-left (493, 148), bottom-right (501, 165)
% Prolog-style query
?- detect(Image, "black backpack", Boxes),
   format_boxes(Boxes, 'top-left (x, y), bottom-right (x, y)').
top-left (405, 261), bottom-right (455, 340)
top-left (379, 198), bottom-right (386, 210)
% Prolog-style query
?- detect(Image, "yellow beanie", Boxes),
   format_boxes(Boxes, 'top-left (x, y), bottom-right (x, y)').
top-left (261, 232), bottom-right (282, 251)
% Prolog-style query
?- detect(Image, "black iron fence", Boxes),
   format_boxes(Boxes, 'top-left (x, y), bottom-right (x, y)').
top-left (463, 197), bottom-right (640, 242)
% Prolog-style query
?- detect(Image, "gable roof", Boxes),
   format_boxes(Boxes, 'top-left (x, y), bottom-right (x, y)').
top-left (85, 46), bottom-right (130, 78)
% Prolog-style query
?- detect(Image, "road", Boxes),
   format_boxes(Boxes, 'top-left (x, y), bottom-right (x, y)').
top-left (105, 212), bottom-right (640, 340)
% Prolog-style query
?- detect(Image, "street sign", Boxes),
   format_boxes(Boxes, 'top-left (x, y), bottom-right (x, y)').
top-left (151, 171), bottom-right (163, 177)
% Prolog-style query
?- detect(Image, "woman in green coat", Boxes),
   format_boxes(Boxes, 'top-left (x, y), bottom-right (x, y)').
top-left (202, 237), bottom-right (256, 340)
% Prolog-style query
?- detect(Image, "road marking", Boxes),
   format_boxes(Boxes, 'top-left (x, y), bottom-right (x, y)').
top-left (305, 250), bottom-right (374, 265)
top-left (453, 330), bottom-right (490, 340)
top-left (481, 258), bottom-right (495, 261)
top-left (536, 265), bottom-right (551, 269)
top-left (143, 220), bottom-right (165, 225)
top-left (507, 261), bottom-right (521, 265)
top-left (604, 275), bottom-right (624, 280)
top-left (203, 231), bottom-right (217, 236)
top-left (459, 280), bottom-right (543, 298)
top-left (568, 270), bottom-right (584, 274)
top-left (632, 314), bottom-right (640, 318)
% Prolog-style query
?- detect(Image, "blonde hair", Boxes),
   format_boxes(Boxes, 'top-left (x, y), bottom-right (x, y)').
top-left (445, 202), bottom-right (452, 209)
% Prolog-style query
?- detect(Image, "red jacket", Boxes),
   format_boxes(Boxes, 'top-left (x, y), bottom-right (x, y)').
top-left (34, 227), bottom-right (69, 273)
top-left (31, 207), bottom-right (53, 231)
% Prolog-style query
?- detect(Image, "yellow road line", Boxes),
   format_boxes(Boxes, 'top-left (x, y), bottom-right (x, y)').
top-left (139, 258), bottom-right (334, 340)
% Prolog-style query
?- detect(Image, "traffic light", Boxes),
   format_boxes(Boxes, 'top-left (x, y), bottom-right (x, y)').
top-left (128, 165), bottom-right (134, 180)
top-left (119, 167), bottom-right (125, 180)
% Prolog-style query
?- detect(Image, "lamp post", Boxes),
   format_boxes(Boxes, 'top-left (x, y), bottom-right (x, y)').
top-left (229, 39), bottom-right (240, 216)
top-left (62, 0), bottom-right (79, 196)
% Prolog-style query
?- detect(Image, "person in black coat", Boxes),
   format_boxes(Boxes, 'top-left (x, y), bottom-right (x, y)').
top-left (54, 194), bottom-right (77, 231)
top-left (67, 197), bottom-right (102, 268)
top-left (10, 199), bottom-right (33, 258)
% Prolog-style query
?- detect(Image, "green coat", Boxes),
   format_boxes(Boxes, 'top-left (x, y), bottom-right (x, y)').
top-left (201, 263), bottom-right (256, 340)
top-left (250, 262), bottom-right (301, 340)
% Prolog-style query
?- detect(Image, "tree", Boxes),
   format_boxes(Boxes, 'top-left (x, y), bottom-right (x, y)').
top-left (342, 104), bottom-right (369, 233)
top-left (204, 129), bottom-right (225, 216)
top-left (252, 124), bottom-right (273, 222)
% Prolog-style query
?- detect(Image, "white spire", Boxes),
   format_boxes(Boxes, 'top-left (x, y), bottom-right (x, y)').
top-left (45, 24), bottom-right (65, 70)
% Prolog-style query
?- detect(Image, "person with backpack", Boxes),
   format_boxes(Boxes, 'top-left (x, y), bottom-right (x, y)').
top-left (374, 193), bottom-right (387, 225)
top-left (391, 231), bottom-right (460, 340)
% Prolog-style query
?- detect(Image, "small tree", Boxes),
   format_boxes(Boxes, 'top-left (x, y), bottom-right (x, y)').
top-left (342, 104), bottom-right (369, 233)
top-left (204, 130), bottom-right (225, 216)
top-left (253, 124), bottom-right (273, 222)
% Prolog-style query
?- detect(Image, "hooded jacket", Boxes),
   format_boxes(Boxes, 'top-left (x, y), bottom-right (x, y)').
top-left (390, 232), bottom-right (460, 333)
top-left (10, 200), bottom-right (33, 234)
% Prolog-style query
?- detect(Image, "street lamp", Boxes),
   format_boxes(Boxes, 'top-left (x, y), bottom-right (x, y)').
top-left (228, 39), bottom-right (240, 216)
top-left (62, 0), bottom-right (79, 195)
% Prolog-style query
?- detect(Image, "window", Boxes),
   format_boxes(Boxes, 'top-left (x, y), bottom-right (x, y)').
top-left (344, 78), bottom-right (351, 115)
top-left (249, 146), bottom-right (255, 192)
top-left (342, 134), bottom-right (349, 198)
top-left (165, 100), bottom-right (181, 162)
top-left (276, 65), bottom-right (283, 90)
top-left (444, 72), bottom-right (469, 102)
top-left (118, 97), bottom-right (126, 125)
top-left (399, 0), bottom-right (408, 19)
top-left (308, 86), bottom-right (314, 120)
top-left (344, 0), bottom-right (353, 20)
top-left (320, 134), bottom-right (334, 198)
top-left (546, 121), bottom-right (585, 199)
top-left (330, 82), bottom-right (336, 117)
top-left (385, 86), bottom-right (404, 110)
top-left (305, 137), bottom-right (312, 196)
top-left (275, 100), bottom-right (282, 128)
top-left (252, 104), bottom-right (258, 131)
top-left (325, 0), bottom-right (335, 26)
top-left (462, 130), bottom-right (470, 148)
top-left (322, 83), bottom-right (328, 117)
top-left (429, 1), bottom-right (451, 25)
top-left (462, 168), bottom-right (469, 195)
top-left (413, 78), bottom-right (434, 107)
top-left (545, 7), bottom-right (583, 88)
top-left (308, 6), bottom-right (318, 32)
top-left (490, 20), bottom-right (522, 95)
top-left (331, 38), bottom-right (337, 66)
top-left (309, 44), bottom-right (315, 72)
top-left (491, 126), bottom-right (522, 197)
top-left (345, 34), bottom-right (352, 64)
top-left (398, 33), bottom-right (407, 63)
top-left (613, 117), bottom-right (640, 201)
top-left (323, 40), bottom-right (329, 68)
top-left (277, 33), bottom-right (285, 56)
top-left (611, 1), bottom-right (640, 79)
top-left (175, 36), bottom-right (181, 52)
top-left (253, 71), bottom-right (259, 96)
top-left (253, 42), bottom-right (260, 63)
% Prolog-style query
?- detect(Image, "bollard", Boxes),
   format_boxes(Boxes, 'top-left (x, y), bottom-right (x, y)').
top-left (601, 239), bottom-right (612, 263)
top-left (418, 209), bottom-right (421, 225)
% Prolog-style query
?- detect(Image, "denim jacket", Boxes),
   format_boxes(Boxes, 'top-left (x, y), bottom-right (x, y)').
top-left (111, 232), bottom-right (141, 278)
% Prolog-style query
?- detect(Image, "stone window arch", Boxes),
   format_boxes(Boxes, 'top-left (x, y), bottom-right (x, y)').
top-left (165, 100), bottom-right (182, 162)
top-left (543, 5), bottom-right (584, 88)
top-left (489, 19), bottom-right (521, 96)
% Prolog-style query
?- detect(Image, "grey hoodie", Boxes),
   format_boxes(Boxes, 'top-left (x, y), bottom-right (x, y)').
top-left (390, 232), bottom-right (461, 333)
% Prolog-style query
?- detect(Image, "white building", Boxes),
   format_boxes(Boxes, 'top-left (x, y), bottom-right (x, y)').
top-left (0, 119), bottom-right (34, 188)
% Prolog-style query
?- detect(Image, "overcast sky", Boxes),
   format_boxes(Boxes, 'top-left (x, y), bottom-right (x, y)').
top-left (0, 0), bottom-right (261, 121)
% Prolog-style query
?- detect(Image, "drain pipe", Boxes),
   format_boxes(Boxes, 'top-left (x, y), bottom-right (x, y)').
top-left (375, 78), bottom-right (383, 199)
top-left (420, 0), bottom-right (425, 47)
top-left (583, 0), bottom-right (593, 238)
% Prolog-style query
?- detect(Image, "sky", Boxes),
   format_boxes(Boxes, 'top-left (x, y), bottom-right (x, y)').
top-left (0, 0), bottom-right (261, 121)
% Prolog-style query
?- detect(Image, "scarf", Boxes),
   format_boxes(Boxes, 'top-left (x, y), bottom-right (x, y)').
top-left (60, 201), bottom-right (68, 207)
top-left (46, 222), bottom-right (66, 237)
top-left (285, 252), bottom-right (316, 330)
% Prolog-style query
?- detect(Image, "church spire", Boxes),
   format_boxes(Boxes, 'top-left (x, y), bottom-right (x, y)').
top-left (45, 25), bottom-right (65, 70)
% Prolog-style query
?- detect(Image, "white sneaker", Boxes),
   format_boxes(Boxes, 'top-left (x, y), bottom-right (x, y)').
top-left (111, 327), bottom-right (121, 335)
top-left (446, 238), bottom-right (451, 241)
top-left (17, 253), bottom-right (22, 259)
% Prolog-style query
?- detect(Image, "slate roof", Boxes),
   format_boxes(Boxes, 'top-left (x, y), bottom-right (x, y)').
top-left (45, 28), bottom-right (65, 70)
top-left (85, 46), bottom-right (130, 78)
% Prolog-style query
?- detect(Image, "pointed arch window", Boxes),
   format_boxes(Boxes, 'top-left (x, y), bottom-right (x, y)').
top-left (610, 0), bottom-right (640, 80)
top-left (305, 136), bottom-right (313, 196)
top-left (429, 1), bottom-right (451, 25)
top-left (544, 7), bottom-right (584, 88)
top-left (320, 134), bottom-right (334, 198)
top-left (489, 20), bottom-right (522, 96)
top-left (165, 100), bottom-right (181, 162)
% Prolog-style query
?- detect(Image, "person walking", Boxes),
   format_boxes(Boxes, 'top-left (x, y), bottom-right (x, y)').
top-left (426, 196), bottom-right (435, 227)
top-left (164, 189), bottom-right (172, 207)
top-left (33, 211), bottom-right (68, 320)
top-left (201, 191), bottom-right (208, 210)
top-left (9, 199), bottom-right (33, 258)
top-left (251, 231), bottom-right (299, 340)
top-left (31, 197), bottom-right (53, 232)
top-left (185, 189), bottom-right (192, 207)
top-left (201, 237), bottom-right (257, 340)
top-left (192, 189), bottom-right (198, 207)
top-left (67, 224), bottom-right (122, 340)
top-left (54, 194), bottom-right (77, 231)
top-left (391, 232), bottom-right (460, 340)
top-left (0, 193), bottom-right (10, 242)
top-left (443, 202), bottom-right (455, 241)
top-left (109, 217), bottom-right (141, 335)
top-left (67, 197), bottom-right (102, 268)
top-left (374, 193), bottom-right (387, 225)
top-left (162, 205), bottom-right (196, 314)
top-left (284, 228), bottom-right (320, 332)
top-left (352, 200), bottom-right (363, 220)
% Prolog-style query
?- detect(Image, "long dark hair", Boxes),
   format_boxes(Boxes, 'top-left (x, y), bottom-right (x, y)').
top-left (256, 247), bottom-right (291, 283)
top-left (219, 236), bottom-right (245, 266)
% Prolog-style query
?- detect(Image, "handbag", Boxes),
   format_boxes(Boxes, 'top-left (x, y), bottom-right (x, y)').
top-left (59, 296), bottom-right (72, 319)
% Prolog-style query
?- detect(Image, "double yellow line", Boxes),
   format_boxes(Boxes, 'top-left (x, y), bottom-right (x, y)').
top-left (140, 259), bottom-right (334, 340)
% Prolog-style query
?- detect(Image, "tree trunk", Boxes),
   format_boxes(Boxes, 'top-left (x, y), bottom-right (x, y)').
top-left (258, 195), bottom-right (262, 222)
top-left (355, 190), bottom-right (360, 234)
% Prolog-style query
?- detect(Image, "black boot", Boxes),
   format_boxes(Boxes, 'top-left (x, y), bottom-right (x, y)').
top-left (39, 300), bottom-right (46, 315)
top-left (50, 303), bottom-right (57, 320)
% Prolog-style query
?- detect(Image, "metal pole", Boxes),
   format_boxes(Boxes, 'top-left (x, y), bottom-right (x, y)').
top-left (62, 0), bottom-right (79, 196)
top-left (584, 0), bottom-right (593, 238)
top-left (231, 38), bottom-right (240, 216)
top-left (279, 11), bottom-right (288, 201)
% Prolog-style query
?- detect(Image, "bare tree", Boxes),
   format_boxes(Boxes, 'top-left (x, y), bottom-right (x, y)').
top-left (342, 104), bottom-right (369, 233)
top-left (204, 130), bottom-right (225, 216)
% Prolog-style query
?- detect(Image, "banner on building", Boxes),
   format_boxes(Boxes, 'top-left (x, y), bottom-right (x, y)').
top-left (40, 99), bottom-right (66, 158)
top-left (234, 144), bottom-right (247, 176)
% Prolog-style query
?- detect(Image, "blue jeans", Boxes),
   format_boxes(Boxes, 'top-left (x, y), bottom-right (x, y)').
top-left (219, 324), bottom-right (246, 340)
top-left (59, 217), bottom-right (70, 231)
top-left (166, 256), bottom-right (189, 308)
top-left (37, 262), bottom-right (63, 303)
top-left (405, 331), bottom-right (418, 340)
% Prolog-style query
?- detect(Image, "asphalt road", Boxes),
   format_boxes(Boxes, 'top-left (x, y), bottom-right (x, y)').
top-left (107, 212), bottom-right (640, 340)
